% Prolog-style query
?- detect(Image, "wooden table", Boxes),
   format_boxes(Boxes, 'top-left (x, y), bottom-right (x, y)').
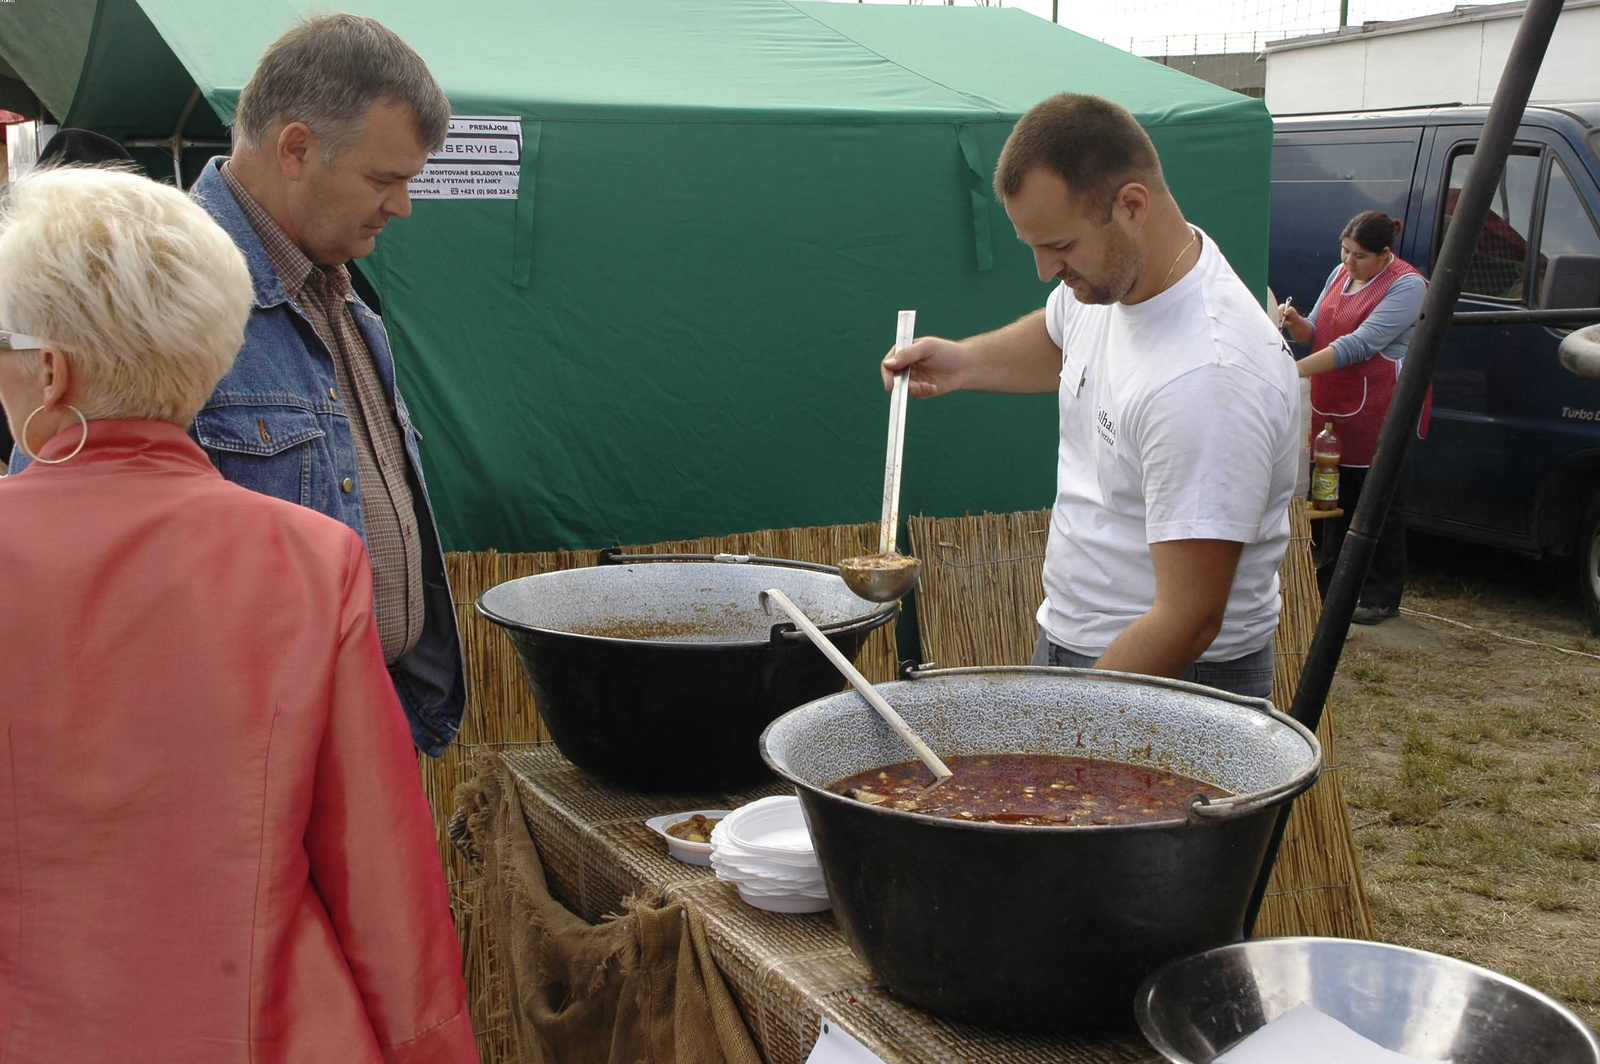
top-left (495, 747), bottom-right (1162, 1064)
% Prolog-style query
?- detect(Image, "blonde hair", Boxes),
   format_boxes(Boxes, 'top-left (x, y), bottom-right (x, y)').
top-left (0, 166), bottom-right (253, 425)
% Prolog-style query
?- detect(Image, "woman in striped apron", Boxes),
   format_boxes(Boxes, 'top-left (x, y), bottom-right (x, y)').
top-left (1280, 210), bottom-right (1430, 626)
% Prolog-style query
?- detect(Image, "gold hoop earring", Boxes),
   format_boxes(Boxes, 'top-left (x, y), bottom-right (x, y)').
top-left (21, 404), bottom-right (89, 465)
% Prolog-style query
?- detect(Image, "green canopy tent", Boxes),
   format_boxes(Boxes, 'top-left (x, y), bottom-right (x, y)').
top-left (0, 55), bottom-right (41, 117)
top-left (2, 0), bottom-right (1271, 553)
top-left (0, 1), bottom-right (95, 119)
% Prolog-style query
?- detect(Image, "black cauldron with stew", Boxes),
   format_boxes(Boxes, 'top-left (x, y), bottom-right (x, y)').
top-left (760, 666), bottom-right (1321, 1033)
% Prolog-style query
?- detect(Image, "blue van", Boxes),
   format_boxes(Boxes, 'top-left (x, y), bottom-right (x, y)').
top-left (1270, 103), bottom-right (1600, 632)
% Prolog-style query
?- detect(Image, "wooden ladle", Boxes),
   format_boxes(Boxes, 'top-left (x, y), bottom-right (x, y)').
top-left (761, 587), bottom-right (952, 781)
top-left (839, 310), bottom-right (922, 604)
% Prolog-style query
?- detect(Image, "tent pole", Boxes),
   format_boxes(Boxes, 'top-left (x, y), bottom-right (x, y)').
top-left (125, 85), bottom-right (228, 188)
top-left (1241, 0), bottom-right (1567, 936)
top-left (166, 87), bottom-right (202, 187)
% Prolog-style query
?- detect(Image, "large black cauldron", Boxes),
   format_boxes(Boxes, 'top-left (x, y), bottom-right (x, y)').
top-left (478, 552), bottom-right (895, 791)
top-left (761, 666), bottom-right (1321, 1033)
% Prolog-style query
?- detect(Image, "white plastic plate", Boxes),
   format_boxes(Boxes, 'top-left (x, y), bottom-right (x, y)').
top-left (737, 883), bottom-right (832, 913)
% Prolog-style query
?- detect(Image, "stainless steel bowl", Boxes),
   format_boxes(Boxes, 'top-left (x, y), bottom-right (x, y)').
top-left (1136, 936), bottom-right (1600, 1063)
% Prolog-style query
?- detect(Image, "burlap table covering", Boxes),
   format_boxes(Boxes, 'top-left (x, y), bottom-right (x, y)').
top-left (490, 746), bottom-right (1162, 1064)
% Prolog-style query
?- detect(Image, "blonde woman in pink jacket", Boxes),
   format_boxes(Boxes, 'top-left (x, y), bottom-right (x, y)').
top-left (0, 167), bottom-right (476, 1062)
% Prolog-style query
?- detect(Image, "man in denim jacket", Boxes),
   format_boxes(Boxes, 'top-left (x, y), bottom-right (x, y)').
top-left (212, 16), bottom-right (465, 754)
top-left (10, 16), bottom-right (465, 753)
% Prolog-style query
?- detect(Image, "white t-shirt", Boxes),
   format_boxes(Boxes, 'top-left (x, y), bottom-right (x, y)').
top-left (1037, 227), bottom-right (1298, 661)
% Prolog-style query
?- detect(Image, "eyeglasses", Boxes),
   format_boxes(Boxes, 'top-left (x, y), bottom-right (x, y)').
top-left (0, 330), bottom-right (45, 351)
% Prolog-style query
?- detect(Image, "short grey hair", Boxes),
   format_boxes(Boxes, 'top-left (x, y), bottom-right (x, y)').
top-left (232, 14), bottom-right (450, 163)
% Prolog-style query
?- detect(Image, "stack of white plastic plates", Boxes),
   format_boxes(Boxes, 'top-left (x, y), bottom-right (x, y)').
top-left (709, 795), bottom-right (831, 913)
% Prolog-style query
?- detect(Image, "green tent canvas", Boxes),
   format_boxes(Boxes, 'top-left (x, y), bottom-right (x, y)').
top-left (2, 0), bottom-right (1271, 552)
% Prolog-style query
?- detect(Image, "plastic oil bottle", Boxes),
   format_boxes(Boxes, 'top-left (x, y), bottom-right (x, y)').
top-left (1312, 422), bottom-right (1341, 511)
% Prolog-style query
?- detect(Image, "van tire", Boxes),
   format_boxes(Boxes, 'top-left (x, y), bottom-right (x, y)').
top-left (1584, 491), bottom-right (1600, 637)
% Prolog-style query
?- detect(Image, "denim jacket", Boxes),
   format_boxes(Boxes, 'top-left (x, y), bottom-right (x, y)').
top-left (6, 158), bottom-right (467, 754)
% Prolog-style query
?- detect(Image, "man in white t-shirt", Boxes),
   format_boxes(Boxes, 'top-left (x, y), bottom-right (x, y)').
top-left (884, 94), bottom-right (1297, 699)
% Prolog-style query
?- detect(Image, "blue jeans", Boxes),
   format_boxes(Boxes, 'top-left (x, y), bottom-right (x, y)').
top-left (1030, 631), bottom-right (1276, 701)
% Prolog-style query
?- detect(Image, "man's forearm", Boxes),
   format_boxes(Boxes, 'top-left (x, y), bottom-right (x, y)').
top-left (960, 309), bottom-right (1064, 395)
top-left (1093, 603), bottom-right (1220, 679)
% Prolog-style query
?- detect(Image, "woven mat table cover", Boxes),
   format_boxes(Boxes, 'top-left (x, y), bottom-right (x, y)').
top-left (496, 747), bottom-right (1163, 1064)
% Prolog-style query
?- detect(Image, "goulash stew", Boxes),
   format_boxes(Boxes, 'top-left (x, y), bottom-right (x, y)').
top-left (829, 753), bottom-right (1230, 826)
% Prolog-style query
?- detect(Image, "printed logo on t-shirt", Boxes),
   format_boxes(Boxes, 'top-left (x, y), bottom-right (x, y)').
top-left (1096, 406), bottom-right (1116, 448)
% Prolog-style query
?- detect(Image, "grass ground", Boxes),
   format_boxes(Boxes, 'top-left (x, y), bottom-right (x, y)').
top-left (1331, 532), bottom-right (1600, 1029)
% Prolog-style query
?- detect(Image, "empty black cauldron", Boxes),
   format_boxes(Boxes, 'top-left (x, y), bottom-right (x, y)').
top-left (478, 552), bottom-right (895, 791)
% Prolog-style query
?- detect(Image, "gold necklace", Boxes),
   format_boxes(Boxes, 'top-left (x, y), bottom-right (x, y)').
top-left (1159, 227), bottom-right (1199, 292)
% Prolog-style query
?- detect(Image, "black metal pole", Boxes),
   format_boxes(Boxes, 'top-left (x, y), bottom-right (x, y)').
top-left (1242, 0), bottom-right (1566, 938)
top-left (1452, 307), bottom-right (1600, 326)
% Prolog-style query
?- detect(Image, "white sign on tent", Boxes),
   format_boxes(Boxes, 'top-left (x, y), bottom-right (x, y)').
top-left (409, 115), bottom-right (522, 201)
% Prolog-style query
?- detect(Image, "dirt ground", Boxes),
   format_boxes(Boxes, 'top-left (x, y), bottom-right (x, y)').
top-left (1329, 531), bottom-right (1600, 1030)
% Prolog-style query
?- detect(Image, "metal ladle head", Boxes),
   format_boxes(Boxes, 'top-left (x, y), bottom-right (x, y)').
top-left (838, 551), bottom-right (921, 603)
top-left (842, 310), bottom-right (920, 604)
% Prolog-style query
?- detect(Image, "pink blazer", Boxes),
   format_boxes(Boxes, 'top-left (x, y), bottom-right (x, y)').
top-left (0, 419), bottom-right (476, 1063)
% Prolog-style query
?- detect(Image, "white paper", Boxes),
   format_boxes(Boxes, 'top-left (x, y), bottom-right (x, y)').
top-left (804, 1017), bottom-right (889, 1064)
top-left (1216, 1004), bottom-right (1453, 1064)
top-left (409, 115), bottom-right (522, 200)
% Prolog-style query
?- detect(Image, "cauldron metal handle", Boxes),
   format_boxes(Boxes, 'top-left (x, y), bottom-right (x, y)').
top-left (1182, 776), bottom-right (1310, 824)
top-left (900, 664), bottom-right (1281, 716)
top-left (767, 605), bottom-right (896, 645)
top-left (597, 549), bottom-right (840, 574)
top-left (593, 550), bottom-right (896, 642)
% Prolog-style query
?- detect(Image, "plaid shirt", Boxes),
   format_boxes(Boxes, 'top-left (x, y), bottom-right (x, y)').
top-left (222, 164), bottom-right (425, 664)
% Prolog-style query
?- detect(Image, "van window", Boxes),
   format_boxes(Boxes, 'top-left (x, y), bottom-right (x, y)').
top-left (1273, 139), bottom-right (1418, 182)
top-left (1441, 148), bottom-right (1541, 302)
top-left (1533, 159), bottom-right (1600, 309)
